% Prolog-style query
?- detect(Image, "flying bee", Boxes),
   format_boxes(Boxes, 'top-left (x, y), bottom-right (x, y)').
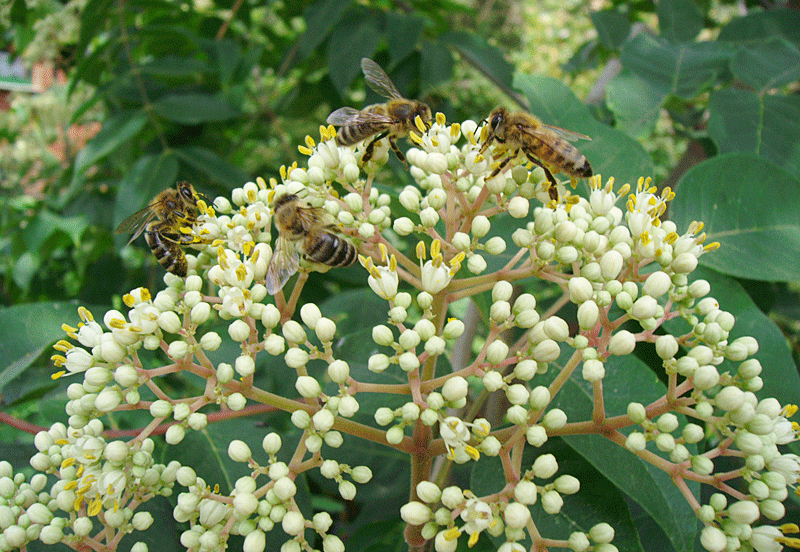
top-left (115, 181), bottom-right (203, 278)
top-left (265, 193), bottom-right (358, 294)
top-left (326, 57), bottom-right (433, 167)
top-left (479, 106), bottom-right (593, 201)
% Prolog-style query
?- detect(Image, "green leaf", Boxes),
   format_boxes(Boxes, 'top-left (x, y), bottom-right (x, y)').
top-left (11, 252), bottom-right (40, 293)
top-left (513, 73), bottom-right (653, 188)
top-left (152, 93), bottom-right (241, 125)
top-left (299, 0), bottom-right (354, 59)
top-left (73, 111), bottom-right (148, 175)
top-left (113, 152), bottom-right (180, 235)
top-left (386, 12), bottom-right (425, 66)
top-left (139, 56), bottom-right (211, 78)
top-left (670, 153), bottom-right (800, 282)
top-left (420, 41), bottom-right (454, 92)
top-left (708, 90), bottom-right (800, 178)
top-left (326, 16), bottom-right (382, 96)
top-left (24, 210), bottom-right (89, 250)
top-left (657, 0), bottom-right (702, 42)
top-left (551, 354), bottom-right (699, 552)
top-left (620, 34), bottom-right (734, 99)
top-left (606, 70), bottom-right (667, 137)
top-left (214, 39), bottom-right (242, 85)
top-left (718, 8), bottom-right (800, 46)
top-left (174, 146), bottom-right (250, 189)
top-left (590, 9), bottom-right (631, 50)
top-left (439, 31), bottom-right (517, 102)
top-left (730, 37), bottom-right (800, 93)
top-left (0, 301), bottom-right (87, 391)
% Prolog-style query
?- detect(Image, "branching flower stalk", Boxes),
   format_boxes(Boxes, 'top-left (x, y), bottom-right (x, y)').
top-left (2, 115), bottom-right (799, 552)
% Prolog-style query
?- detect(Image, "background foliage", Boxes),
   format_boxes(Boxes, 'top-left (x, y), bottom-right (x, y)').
top-left (1, 0), bottom-right (799, 550)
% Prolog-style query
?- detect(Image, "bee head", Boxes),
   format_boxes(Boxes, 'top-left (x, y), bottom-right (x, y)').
top-left (488, 107), bottom-right (507, 133)
top-left (177, 181), bottom-right (197, 203)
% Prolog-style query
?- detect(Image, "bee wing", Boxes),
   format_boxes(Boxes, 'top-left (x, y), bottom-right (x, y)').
top-left (115, 206), bottom-right (158, 245)
top-left (536, 123), bottom-right (592, 143)
top-left (265, 236), bottom-right (300, 294)
top-left (326, 107), bottom-right (394, 126)
top-left (360, 58), bottom-right (402, 100)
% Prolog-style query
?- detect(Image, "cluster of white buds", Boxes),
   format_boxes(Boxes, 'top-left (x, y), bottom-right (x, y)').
top-left (12, 114), bottom-right (795, 552)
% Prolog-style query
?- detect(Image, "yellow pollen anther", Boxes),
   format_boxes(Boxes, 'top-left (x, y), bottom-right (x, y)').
top-left (256, 176), bottom-right (268, 189)
top-left (279, 165), bottom-right (287, 181)
top-left (73, 496), bottom-right (84, 512)
top-left (64, 480), bottom-right (78, 491)
top-left (450, 122), bottom-right (460, 137)
top-left (122, 294), bottom-right (135, 307)
top-left (444, 527), bottom-right (461, 541)
top-left (432, 253), bottom-right (443, 268)
top-left (305, 135), bottom-right (316, 149)
top-left (782, 523), bottom-right (800, 533)
top-left (409, 131), bottom-right (424, 146)
top-left (53, 340), bottom-right (73, 352)
top-left (416, 241), bottom-right (427, 261)
top-left (378, 243), bottom-right (388, 262)
top-left (468, 531), bottom-right (480, 547)
top-left (389, 254), bottom-right (397, 272)
top-left (431, 239), bottom-right (441, 258)
top-left (52, 370), bottom-right (66, 380)
top-left (415, 115), bottom-right (427, 133)
top-left (704, 242), bottom-right (721, 251)
top-left (236, 265), bottom-right (248, 282)
top-left (88, 496), bottom-right (103, 516)
top-left (783, 404), bottom-right (798, 417)
top-left (78, 306), bottom-right (94, 323)
top-left (108, 318), bottom-right (127, 329)
top-left (465, 445), bottom-right (480, 461)
top-left (51, 354), bottom-right (66, 367)
top-left (450, 251), bottom-right (466, 266)
top-left (435, 112), bottom-right (446, 126)
top-left (370, 267), bottom-right (381, 279)
top-left (298, 145), bottom-right (313, 156)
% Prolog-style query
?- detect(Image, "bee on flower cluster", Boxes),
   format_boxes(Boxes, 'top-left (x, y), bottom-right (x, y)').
top-left (327, 57), bottom-right (433, 168)
top-left (115, 181), bottom-right (205, 278)
top-left (479, 106), bottom-right (593, 201)
top-left (265, 193), bottom-right (358, 294)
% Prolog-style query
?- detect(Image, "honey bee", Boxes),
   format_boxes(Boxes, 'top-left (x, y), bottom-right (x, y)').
top-left (265, 193), bottom-right (358, 294)
top-left (326, 58), bottom-right (433, 167)
top-left (115, 181), bottom-right (202, 278)
top-left (479, 106), bottom-right (593, 201)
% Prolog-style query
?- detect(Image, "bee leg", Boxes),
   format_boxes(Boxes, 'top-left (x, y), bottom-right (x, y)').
top-left (362, 130), bottom-right (391, 165)
top-left (523, 153), bottom-right (560, 202)
top-left (488, 152), bottom-right (513, 179)
top-left (388, 136), bottom-right (408, 169)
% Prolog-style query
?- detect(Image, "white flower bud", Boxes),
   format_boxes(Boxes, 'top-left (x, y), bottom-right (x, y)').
top-left (398, 351), bottom-right (420, 371)
top-left (643, 271), bottom-right (672, 297)
top-left (727, 500), bottom-right (759, 524)
top-left (442, 376), bottom-right (468, 401)
top-left (569, 277), bottom-right (594, 304)
top-left (482, 371), bottom-right (504, 392)
top-left (715, 386), bottom-right (745, 411)
top-left (393, 217), bottom-right (415, 236)
top-left (582, 359), bottom-right (605, 382)
top-left (486, 340), bottom-right (509, 364)
top-left (158, 311), bottom-right (182, 334)
top-left (555, 475), bottom-right (580, 495)
top-left (199, 331), bottom-right (222, 351)
top-left (507, 405), bottom-right (529, 425)
top-left (419, 207), bottom-right (439, 228)
top-left (542, 409), bottom-right (567, 430)
top-left (600, 250), bottom-right (624, 280)
top-left (295, 376), bottom-right (321, 398)
top-left (693, 365), bottom-right (720, 390)
top-left (508, 196), bottom-right (529, 218)
top-left (532, 339), bottom-right (560, 362)
top-left (261, 304), bottom-right (281, 329)
top-left (568, 532), bottom-right (591, 552)
top-left (529, 386), bottom-right (551, 411)
top-left (514, 481), bottom-right (537, 505)
top-left (399, 329), bottom-right (421, 351)
top-left (282, 321), bottom-right (306, 343)
top-left (484, 237), bottom-right (506, 255)
top-left (691, 455), bottom-right (714, 475)
top-left (541, 490), bottom-right (563, 514)
top-left (543, 317), bottom-right (569, 341)
top-left (452, 232), bottom-right (471, 251)
top-left (700, 526), bottom-right (726, 552)
top-left (503, 502), bottom-right (531, 528)
top-left (576, 300), bottom-right (599, 330)
top-left (434, 530), bottom-right (458, 552)
top-left (282, 511), bottom-right (305, 536)
top-left (264, 334), bottom-right (285, 355)
top-left (401, 501), bottom-right (432, 525)
top-left (471, 215), bottom-right (490, 238)
top-left (506, 384), bottom-right (530, 405)
top-left (526, 425), bottom-right (548, 447)
top-left (368, 353), bottom-right (390, 373)
top-left (467, 253), bottom-right (487, 274)
top-left (315, 318), bottom-right (336, 343)
top-left (228, 440), bottom-right (252, 462)
top-left (608, 330), bottom-right (636, 355)
top-left (672, 252), bottom-right (698, 274)
top-left (514, 359), bottom-right (537, 381)
top-left (300, 303), bottom-right (322, 329)
top-left (443, 319), bottom-right (464, 339)
top-left (284, 347), bottom-right (309, 369)
top-left (228, 319), bottom-right (250, 342)
top-left (417, 481), bottom-right (442, 504)
top-left (327, 360), bottom-right (349, 384)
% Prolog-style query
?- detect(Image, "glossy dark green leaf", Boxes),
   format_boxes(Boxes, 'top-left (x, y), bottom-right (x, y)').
top-left (513, 73), bottom-right (653, 188)
top-left (439, 31), bottom-right (517, 101)
top-left (620, 34), bottom-right (734, 99)
top-left (326, 16), bottom-right (382, 96)
top-left (73, 111), bottom-right (148, 175)
top-left (0, 301), bottom-right (85, 391)
top-left (299, 0), bottom-right (354, 59)
top-left (730, 37), bottom-right (800, 93)
top-left (718, 8), bottom-right (800, 45)
top-left (113, 152), bottom-right (180, 235)
top-left (152, 93), bottom-right (241, 124)
top-left (214, 39), bottom-right (242, 85)
top-left (708, 90), bottom-right (800, 177)
top-left (174, 146), bottom-right (250, 189)
top-left (657, 0), bottom-right (702, 42)
top-left (590, 9), bottom-right (631, 50)
top-left (606, 70), bottom-right (666, 137)
top-left (670, 153), bottom-right (800, 282)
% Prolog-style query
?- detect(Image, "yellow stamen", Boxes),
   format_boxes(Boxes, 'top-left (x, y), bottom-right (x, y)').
top-left (78, 306), bottom-right (94, 323)
top-left (431, 239), bottom-right (441, 258)
top-left (53, 340), bottom-right (73, 352)
top-left (450, 122), bottom-right (460, 137)
top-left (52, 370), bottom-right (66, 380)
top-left (465, 445), bottom-right (480, 461)
top-left (122, 294), bottom-right (135, 308)
top-left (256, 176), bottom-right (267, 189)
top-left (73, 496), bottom-right (84, 512)
top-left (378, 243), bottom-right (388, 263)
top-left (61, 457), bottom-right (77, 470)
top-left (76, 464), bottom-right (84, 477)
top-left (280, 165), bottom-right (287, 181)
top-left (443, 527), bottom-right (461, 541)
top-left (704, 242), bottom-right (721, 252)
top-left (305, 135), bottom-right (316, 149)
top-left (409, 131), bottom-right (424, 146)
top-left (389, 254), bottom-right (397, 272)
top-left (783, 405), bottom-right (798, 417)
top-left (51, 355), bottom-right (66, 367)
top-left (781, 523), bottom-right (799, 533)
top-left (468, 531), bottom-right (480, 547)
top-left (415, 115), bottom-right (428, 133)
top-left (64, 480), bottom-right (78, 491)
top-left (416, 241), bottom-right (426, 261)
top-left (298, 145), bottom-right (313, 156)
top-left (108, 318), bottom-right (127, 330)
top-left (88, 496), bottom-right (103, 516)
